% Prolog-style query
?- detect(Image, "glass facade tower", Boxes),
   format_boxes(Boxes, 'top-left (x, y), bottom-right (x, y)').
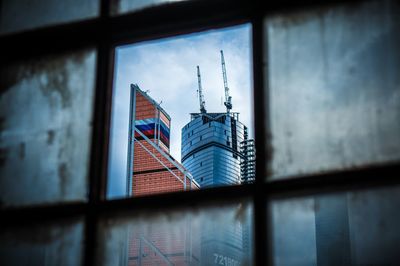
top-left (181, 112), bottom-right (247, 187)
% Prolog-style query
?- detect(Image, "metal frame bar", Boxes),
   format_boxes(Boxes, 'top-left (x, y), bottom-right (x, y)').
top-left (2, 163), bottom-right (399, 223)
top-left (251, 7), bottom-right (270, 264)
top-left (0, 1), bottom-right (398, 266)
top-left (126, 84), bottom-right (137, 197)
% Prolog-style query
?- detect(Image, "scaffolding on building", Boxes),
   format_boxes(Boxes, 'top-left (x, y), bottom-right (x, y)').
top-left (240, 138), bottom-right (256, 184)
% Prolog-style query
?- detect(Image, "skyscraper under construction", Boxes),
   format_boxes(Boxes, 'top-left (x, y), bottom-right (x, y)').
top-left (181, 111), bottom-right (248, 187)
top-left (181, 51), bottom-right (255, 187)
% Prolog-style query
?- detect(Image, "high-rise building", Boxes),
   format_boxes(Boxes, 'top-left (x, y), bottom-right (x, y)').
top-left (127, 84), bottom-right (199, 197)
top-left (181, 112), bottom-right (247, 187)
top-left (181, 52), bottom-right (255, 187)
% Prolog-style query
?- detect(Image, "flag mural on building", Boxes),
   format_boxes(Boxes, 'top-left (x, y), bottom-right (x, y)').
top-left (134, 118), bottom-right (170, 148)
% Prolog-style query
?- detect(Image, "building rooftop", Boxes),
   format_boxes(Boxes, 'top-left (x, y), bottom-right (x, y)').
top-left (190, 112), bottom-right (240, 121)
top-left (131, 83), bottom-right (171, 121)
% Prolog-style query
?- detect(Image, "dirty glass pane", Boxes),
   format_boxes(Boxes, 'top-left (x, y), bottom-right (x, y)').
top-left (264, 0), bottom-right (400, 179)
top-left (0, 49), bottom-right (96, 207)
top-left (96, 200), bottom-right (253, 265)
top-left (270, 186), bottom-right (400, 266)
top-left (111, 0), bottom-right (189, 15)
top-left (0, 0), bottom-right (99, 35)
top-left (0, 217), bottom-right (84, 266)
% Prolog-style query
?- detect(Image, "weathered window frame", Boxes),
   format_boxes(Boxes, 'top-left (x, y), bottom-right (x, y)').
top-left (1, 0), bottom-right (399, 265)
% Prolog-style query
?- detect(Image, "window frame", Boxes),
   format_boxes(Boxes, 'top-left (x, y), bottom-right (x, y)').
top-left (1, 1), bottom-right (399, 266)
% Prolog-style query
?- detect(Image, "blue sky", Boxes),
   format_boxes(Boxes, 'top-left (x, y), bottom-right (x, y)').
top-left (107, 24), bottom-right (253, 198)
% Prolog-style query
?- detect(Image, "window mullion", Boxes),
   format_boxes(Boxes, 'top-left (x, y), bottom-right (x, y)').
top-left (252, 9), bottom-right (269, 266)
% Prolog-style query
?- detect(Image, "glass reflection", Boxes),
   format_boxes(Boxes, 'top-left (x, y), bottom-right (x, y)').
top-left (271, 186), bottom-right (400, 266)
top-left (97, 202), bottom-right (253, 265)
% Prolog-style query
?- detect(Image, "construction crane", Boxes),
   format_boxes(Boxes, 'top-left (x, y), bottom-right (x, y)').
top-left (220, 50), bottom-right (232, 113)
top-left (197, 65), bottom-right (207, 114)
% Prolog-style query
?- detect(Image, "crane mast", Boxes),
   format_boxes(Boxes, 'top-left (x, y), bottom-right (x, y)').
top-left (197, 66), bottom-right (207, 114)
top-left (221, 50), bottom-right (232, 113)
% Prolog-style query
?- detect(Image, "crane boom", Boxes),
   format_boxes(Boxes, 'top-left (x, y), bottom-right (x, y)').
top-left (220, 50), bottom-right (232, 113)
top-left (197, 66), bottom-right (207, 113)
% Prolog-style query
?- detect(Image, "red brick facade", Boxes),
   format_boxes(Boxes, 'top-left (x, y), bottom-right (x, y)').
top-left (131, 87), bottom-right (199, 197)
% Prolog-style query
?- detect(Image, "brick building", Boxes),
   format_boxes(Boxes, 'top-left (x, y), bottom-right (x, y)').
top-left (127, 84), bottom-right (199, 197)
top-left (126, 84), bottom-right (200, 265)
